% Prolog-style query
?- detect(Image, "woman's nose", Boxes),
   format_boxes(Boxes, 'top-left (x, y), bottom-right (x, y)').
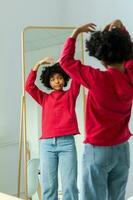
top-left (55, 79), bottom-right (59, 83)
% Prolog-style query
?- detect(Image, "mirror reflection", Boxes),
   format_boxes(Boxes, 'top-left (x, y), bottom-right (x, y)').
top-left (22, 27), bottom-right (85, 200)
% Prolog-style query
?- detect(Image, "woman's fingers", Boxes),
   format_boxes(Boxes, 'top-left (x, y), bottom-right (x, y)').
top-left (103, 24), bottom-right (111, 31)
top-left (40, 56), bottom-right (54, 65)
top-left (81, 23), bottom-right (96, 32)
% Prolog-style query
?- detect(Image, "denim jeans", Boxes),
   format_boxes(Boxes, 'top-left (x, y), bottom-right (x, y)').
top-left (80, 141), bottom-right (130, 200)
top-left (40, 135), bottom-right (78, 200)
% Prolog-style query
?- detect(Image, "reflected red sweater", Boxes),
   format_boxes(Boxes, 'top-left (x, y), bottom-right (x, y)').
top-left (59, 37), bottom-right (133, 146)
top-left (25, 70), bottom-right (80, 138)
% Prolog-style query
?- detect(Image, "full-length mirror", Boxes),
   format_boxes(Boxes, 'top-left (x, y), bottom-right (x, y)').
top-left (19, 27), bottom-right (85, 200)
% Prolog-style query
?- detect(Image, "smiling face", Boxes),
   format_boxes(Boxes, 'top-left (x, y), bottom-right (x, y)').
top-left (49, 73), bottom-right (65, 91)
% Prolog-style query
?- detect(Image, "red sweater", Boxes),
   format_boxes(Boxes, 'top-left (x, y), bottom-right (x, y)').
top-left (25, 70), bottom-right (80, 138)
top-left (59, 37), bottom-right (133, 146)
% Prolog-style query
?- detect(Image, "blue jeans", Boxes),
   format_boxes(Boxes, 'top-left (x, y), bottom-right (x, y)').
top-left (80, 141), bottom-right (130, 200)
top-left (40, 135), bottom-right (78, 200)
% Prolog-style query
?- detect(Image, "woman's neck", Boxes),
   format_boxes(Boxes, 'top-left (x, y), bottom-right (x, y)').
top-left (108, 63), bottom-right (125, 72)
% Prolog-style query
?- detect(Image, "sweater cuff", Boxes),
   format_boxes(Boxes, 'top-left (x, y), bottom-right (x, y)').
top-left (68, 37), bottom-right (76, 43)
top-left (31, 69), bottom-right (37, 73)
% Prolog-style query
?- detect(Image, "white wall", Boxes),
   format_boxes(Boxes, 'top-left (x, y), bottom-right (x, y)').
top-left (0, 0), bottom-right (68, 196)
top-left (0, 0), bottom-right (133, 198)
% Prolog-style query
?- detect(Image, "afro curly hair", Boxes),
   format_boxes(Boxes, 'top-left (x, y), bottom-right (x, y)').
top-left (40, 62), bottom-right (70, 89)
top-left (86, 28), bottom-right (133, 65)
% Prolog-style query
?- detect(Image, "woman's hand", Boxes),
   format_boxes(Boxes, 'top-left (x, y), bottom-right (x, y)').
top-left (71, 23), bottom-right (96, 39)
top-left (37, 56), bottom-right (54, 66)
top-left (33, 56), bottom-right (54, 71)
top-left (103, 19), bottom-right (123, 31)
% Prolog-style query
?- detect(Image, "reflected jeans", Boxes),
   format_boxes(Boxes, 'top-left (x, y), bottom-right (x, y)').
top-left (40, 135), bottom-right (78, 200)
top-left (80, 141), bottom-right (130, 200)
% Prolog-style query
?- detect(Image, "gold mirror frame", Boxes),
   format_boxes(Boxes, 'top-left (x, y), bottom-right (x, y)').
top-left (18, 26), bottom-right (85, 200)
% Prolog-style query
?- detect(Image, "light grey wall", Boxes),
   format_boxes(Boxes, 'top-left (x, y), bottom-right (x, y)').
top-left (0, 0), bottom-right (66, 144)
top-left (0, 0), bottom-right (68, 196)
top-left (0, 0), bottom-right (133, 198)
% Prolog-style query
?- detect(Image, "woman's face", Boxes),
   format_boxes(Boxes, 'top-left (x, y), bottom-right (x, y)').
top-left (50, 73), bottom-right (65, 90)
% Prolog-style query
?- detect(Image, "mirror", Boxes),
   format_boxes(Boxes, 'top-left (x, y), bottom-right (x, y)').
top-left (19, 27), bottom-right (85, 200)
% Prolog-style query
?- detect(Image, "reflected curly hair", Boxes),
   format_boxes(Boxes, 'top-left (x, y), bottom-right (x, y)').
top-left (86, 28), bottom-right (133, 65)
top-left (40, 62), bottom-right (70, 89)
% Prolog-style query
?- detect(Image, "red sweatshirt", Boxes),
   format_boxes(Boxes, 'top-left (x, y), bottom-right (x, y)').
top-left (59, 37), bottom-right (133, 146)
top-left (25, 70), bottom-right (80, 138)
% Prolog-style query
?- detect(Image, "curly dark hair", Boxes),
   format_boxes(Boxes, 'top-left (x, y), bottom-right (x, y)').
top-left (40, 62), bottom-right (70, 89)
top-left (86, 28), bottom-right (133, 65)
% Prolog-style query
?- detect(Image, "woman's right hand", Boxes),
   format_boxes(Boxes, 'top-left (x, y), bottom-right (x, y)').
top-left (33, 56), bottom-right (54, 71)
top-left (76, 23), bottom-right (96, 33)
top-left (37, 56), bottom-right (54, 66)
top-left (71, 23), bottom-right (96, 39)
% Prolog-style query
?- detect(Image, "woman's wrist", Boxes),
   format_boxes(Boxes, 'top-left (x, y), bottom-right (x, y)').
top-left (32, 63), bottom-right (41, 71)
top-left (71, 28), bottom-right (80, 39)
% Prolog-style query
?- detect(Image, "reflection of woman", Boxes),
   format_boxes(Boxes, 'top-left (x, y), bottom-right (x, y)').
top-left (59, 20), bottom-right (133, 200)
top-left (25, 57), bottom-right (80, 200)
